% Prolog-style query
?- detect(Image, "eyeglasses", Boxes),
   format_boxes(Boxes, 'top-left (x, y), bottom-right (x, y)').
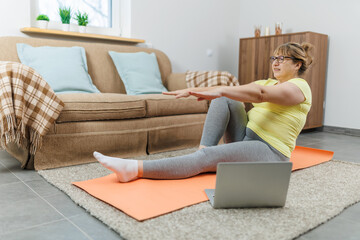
top-left (270, 56), bottom-right (296, 64)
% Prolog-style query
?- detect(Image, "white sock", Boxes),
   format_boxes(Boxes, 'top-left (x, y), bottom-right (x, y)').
top-left (93, 151), bottom-right (139, 182)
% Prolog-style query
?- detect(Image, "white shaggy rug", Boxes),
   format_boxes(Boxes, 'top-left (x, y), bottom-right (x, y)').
top-left (38, 149), bottom-right (360, 240)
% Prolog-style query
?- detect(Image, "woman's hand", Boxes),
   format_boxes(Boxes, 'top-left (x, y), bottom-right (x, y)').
top-left (162, 89), bottom-right (192, 99)
top-left (163, 86), bottom-right (223, 100)
top-left (189, 88), bottom-right (223, 101)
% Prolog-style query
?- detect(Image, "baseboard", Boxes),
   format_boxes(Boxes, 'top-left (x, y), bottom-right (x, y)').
top-left (322, 126), bottom-right (360, 137)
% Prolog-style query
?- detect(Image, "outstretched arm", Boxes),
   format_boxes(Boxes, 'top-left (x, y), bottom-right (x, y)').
top-left (162, 86), bottom-right (221, 99)
top-left (189, 82), bottom-right (305, 106)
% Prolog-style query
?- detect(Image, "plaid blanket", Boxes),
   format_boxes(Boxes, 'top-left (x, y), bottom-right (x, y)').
top-left (185, 70), bottom-right (240, 88)
top-left (0, 61), bottom-right (64, 168)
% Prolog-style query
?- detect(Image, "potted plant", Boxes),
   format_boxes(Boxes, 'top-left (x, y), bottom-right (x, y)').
top-left (59, 6), bottom-right (72, 31)
top-left (36, 14), bottom-right (49, 29)
top-left (74, 11), bottom-right (89, 33)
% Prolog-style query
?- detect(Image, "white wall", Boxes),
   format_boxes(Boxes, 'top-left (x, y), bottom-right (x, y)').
top-left (237, 0), bottom-right (360, 129)
top-left (130, 0), bottom-right (241, 76)
top-left (0, 0), bottom-right (30, 37)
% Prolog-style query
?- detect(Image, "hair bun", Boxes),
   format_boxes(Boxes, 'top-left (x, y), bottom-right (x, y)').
top-left (301, 42), bottom-right (313, 53)
top-left (301, 42), bottom-right (314, 67)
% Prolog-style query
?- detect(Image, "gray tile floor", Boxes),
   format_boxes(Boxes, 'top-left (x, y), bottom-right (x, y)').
top-left (0, 130), bottom-right (359, 240)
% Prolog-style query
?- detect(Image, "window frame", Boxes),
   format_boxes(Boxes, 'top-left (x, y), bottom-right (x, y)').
top-left (30, 0), bottom-right (130, 37)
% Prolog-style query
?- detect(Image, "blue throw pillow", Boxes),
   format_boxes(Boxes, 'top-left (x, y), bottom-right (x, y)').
top-left (109, 51), bottom-right (168, 95)
top-left (16, 43), bottom-right (100, 94)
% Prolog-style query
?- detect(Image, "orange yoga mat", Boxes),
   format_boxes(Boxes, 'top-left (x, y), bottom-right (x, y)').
top-left (290, 146), bottom-right (334, 171)
top-left (73, 146), bottom-right (334, 221)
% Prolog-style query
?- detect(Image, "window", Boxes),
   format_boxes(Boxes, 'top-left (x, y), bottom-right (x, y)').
top-left (39, 0), bottom-right (112, 28)
top-left (30, 0), bottom-right (131, 37)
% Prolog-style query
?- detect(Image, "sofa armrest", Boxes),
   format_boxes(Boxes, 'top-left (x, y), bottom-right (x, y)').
top-left (165, 73), bottom-right (187, 91)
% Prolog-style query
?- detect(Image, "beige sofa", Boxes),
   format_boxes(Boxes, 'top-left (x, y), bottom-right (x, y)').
top-left (0, 36), bottom-right (209, 170)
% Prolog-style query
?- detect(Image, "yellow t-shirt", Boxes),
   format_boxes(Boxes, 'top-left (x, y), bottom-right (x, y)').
top-left (246, 78), bottom-right (312, 158)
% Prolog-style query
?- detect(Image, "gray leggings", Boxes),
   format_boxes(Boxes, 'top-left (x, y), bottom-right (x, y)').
top-left (143, 97), bottom-right (289, 179)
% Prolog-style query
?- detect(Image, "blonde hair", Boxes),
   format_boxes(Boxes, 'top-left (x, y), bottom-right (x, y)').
top-left (274, 42), bottom-right (314, 75)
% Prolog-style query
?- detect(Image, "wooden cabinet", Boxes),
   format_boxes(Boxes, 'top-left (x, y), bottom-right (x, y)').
top-left (238, 31), bottom-right (328, 129)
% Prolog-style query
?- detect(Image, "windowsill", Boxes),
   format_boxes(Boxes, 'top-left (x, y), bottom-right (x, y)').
top-left (20, 27), bottom-right (145, 44)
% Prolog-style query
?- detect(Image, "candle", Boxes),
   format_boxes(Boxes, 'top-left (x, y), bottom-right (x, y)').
top-left (265, 27), bottom-right (270, 36)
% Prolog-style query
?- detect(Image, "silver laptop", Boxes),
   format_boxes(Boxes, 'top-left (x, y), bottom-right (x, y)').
top-left (205, 162), bottom-right (292, 209)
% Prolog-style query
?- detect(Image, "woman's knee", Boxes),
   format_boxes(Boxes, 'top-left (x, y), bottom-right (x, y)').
top-left (225, 97), bottom-right (245, 110)
top-left (210, 97), bottom-right (241, 109)
top-left (211, 97), bottom-right (244, 109)
top-left (210, 96), bottom-right (228, 106)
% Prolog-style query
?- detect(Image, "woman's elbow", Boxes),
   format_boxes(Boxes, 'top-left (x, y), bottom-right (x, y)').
top-left (253, 89), bottom-right (265, 103)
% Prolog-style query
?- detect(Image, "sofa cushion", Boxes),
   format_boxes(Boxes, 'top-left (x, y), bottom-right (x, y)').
top-left (56, 93), bottom-right (146, 122)
top-left (16, 43), bottom-right (100, 94)
top-left (56, 93), bottom-right (208, 123)
top-left (137, 94), bottom-right (208, 117)
top-left (109, 51), bottom-right (168, 95)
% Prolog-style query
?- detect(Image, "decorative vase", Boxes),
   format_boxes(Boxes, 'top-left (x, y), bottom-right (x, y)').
top-left (62, 23), bottom-right (70, 31)
top-left (254, 25), bottom-right (261, 38)
top-left (275, 22), bottom-right (283, 35)
top-left (36, 20), bottom-right (48, 29)
top-left (78, 26), bottom-right (86, 33)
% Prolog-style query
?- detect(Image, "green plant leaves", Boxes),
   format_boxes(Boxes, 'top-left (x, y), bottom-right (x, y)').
top-left (59, 6), bottom-right (72, 24)
top-left (74, 11), bottom-right (89, 26)
top-left (36, 14), bottom-right (49, 21)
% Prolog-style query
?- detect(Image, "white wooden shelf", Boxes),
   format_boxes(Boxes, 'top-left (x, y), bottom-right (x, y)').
top-left (20, 27), bottom-right (145, 44)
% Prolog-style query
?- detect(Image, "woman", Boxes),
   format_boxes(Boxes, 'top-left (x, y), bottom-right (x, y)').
top-left (94, 42), bottom-right (313, 182)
